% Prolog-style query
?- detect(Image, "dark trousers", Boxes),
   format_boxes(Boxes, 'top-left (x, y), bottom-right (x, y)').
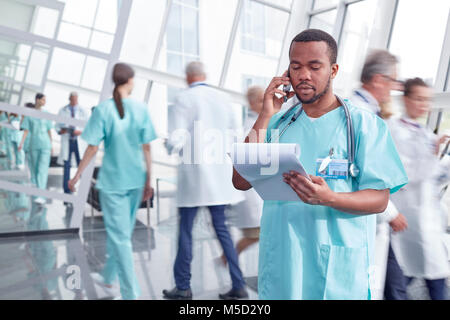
top-left (384, 243), bottom-right (448, 300)
top-left (174, 205), bottom-right (245, 291)
top-left (63, 139), bottom-right (80, 194)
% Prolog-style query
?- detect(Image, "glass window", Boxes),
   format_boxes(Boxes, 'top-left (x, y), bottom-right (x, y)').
top-left (308, 9), bottom-right (337, 35)
top-left (312, 0), bottom-right (339, 10)
top-left (94, 0), bottom-right (119, 34)
top-left (60, 0), bottom-right (98, 28)
top-left (162, 0), bottom-right (200, 76)
top-left (225, 3), bottom-right (289, 92)
top-left (196, 0), bottom-right (238, 85)
top-left (263, 0), bottom-right (292, 9)
top-left (335, 0), bottom-right (380, 95)
top-left (24, 47), bottom-right (49, 87)
top-left (0, 0), bottom-right (35, 32)
top-left (57, 22), bottom-right (91, 48)
top-left (120, 0), bottom-right (166, 68)
top-left (0, 38), bottom-right (31, 83)
top-left (80, 56), bottom-right (107, 91)
top-left (0, 1), bottom-right (58, 39)
top-left (389, 0), bottom-right (450, 85)
top-left (241, 0), bottom-right (266, 54)
top-left (48, 48), bottom-right (85, 86)
top-left (57, 0), bottom-right (120, 52)
top-left (30, 7), bottom-right (59, 39)
top-left (89, 31), bottom-right (114, 53)
top-left (130, 77), bottom-right (148, 102)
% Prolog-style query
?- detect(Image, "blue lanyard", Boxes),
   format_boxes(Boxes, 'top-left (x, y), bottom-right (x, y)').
top-left (354, 90), bottom-right (370, 104)
top-left (189, 83), bottom-right (208, 88)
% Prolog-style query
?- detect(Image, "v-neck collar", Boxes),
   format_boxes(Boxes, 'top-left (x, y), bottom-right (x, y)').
top-left (301, 104), bottom-right (343, 125)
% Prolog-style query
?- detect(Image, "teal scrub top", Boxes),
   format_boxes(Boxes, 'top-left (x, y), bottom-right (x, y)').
top-left (0, 113), bottom-right (7, 139)
top-left (82, 98), bottom-right (157, 191)
top-left (21, 116), bottom-right (53, 151)
top-left (8, 115), bottom-right (23, 144)
top-left (258, 99), bottom-right (408, 300)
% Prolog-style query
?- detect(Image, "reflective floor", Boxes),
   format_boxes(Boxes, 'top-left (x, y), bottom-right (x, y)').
top-left (0, 155), bottom-right (449, 300)
top-left (0, 203), bottom-right (261, 300)
top-left (0, 203), bottom-right (449, 300)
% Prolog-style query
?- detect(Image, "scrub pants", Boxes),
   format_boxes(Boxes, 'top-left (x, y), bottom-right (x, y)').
top-left (99, 188), bottom-right (143, 300)
top-left (11, 141), bottom-right (24, 166)
top-left (30, 149), bottom-right (51, 189)
top-left (384, 244), bottom-right (448, 300)
top-left (174, 205), bottom-right (246, 291)
top-left (63, 139), bottom-right (80, 194)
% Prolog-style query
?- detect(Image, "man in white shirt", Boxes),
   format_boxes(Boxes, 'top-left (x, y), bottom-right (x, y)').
top-left (351, 49), bottom-right (408, 299)
top-left (163, 62), bottom-right (247, 300)
top-left (56, 92), bottom-right (88, 199)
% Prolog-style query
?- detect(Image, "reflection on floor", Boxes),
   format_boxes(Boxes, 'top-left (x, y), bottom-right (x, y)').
top-left (0, 157), bottom-right (70, 234)
top-left (1, 204), bottom-right (449, 300)
top-left (0, 155), bottom-right (449, 300)
top-left (0, 204), bottom-right (261, 300)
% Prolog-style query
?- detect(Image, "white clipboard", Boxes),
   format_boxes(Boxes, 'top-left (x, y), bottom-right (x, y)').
top-left (231, 143), bottom-right (310, 201)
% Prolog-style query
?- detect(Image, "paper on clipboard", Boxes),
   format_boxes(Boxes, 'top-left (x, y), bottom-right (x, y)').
top-left (231, 143), bottom-right (310, 201)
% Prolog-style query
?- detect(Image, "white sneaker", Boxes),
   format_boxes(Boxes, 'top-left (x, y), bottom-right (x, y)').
top-left (91, 272), bottom-right (119, 297)
top-left (34, 197), bottom-right (46, 204)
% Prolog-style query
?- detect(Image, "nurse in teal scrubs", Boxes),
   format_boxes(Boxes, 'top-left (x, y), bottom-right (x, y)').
top-left (19, 94), bottom-right (53, 204)
top-left (232, 29), bottom-right (408, 300)
top-left (0, 111), bottom-right (9, 161)
top-left (7, 112), bottom-right (25, 168)
top-left (69, 63), bottom-right (156, 300)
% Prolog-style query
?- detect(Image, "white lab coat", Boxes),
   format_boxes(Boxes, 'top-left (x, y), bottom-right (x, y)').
top-left (350, 88), bottom-right (400, 299)
top-left (55, 105), bottom-right (89, 166)
top-left (166, 83), bottom-right (244, 208)
top-left (226, 110), bottom-right (263, 228)
top-left (388, 117), bottom-right (450, 279)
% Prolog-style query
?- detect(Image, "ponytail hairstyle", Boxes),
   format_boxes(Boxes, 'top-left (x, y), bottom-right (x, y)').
top-left (112, 63), bottom-right (135, 119)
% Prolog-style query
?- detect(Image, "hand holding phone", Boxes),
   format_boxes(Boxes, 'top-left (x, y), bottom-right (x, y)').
top-left (283, 69), bottom-right (292, 103)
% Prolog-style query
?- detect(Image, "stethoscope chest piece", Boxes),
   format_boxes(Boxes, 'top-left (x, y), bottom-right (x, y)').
top-left (349, 163), bottom-right (360, 178)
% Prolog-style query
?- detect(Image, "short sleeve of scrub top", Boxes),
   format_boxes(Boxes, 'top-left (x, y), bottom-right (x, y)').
top-left (140, 111), bottom-right (157, 144)
top-left (21, 117), bottom-right (31, 131)
top-left (82, 107), bottom-right (105, 146)
top-left (353, 109), bottom-right (408, 194)
top-left (46, 120), bottom-right (53, 131)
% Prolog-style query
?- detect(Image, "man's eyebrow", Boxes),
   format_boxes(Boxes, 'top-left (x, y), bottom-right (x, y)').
top-left (290, 60), bottom-right (324, 65)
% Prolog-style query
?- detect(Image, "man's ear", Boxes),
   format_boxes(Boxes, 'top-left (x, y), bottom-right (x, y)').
top-left (330, 63), bottom-right (339, 79)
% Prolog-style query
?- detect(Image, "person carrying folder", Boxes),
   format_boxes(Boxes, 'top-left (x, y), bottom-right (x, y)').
top-left (232, 29), bottom-right (408, 300)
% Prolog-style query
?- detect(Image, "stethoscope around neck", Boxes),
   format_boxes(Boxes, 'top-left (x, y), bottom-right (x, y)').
top-left (267, 95), bottom-right (360, 178)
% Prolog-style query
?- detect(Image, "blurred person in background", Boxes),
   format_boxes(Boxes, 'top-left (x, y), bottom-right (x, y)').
top-left (385, 78), bottom-right (449, 300)
top-left (56, 92), bottom-right (89, 202)
top-left (7, 108), bottom-right (25, 170)
top-left (19, 94), bottom-right (52, 205)
top-left (351, 49), bottom-right (408, 300)
top-left (163, 61), bottom-right (247, 300)
top-left (69, 63), bottom-right (156, 300)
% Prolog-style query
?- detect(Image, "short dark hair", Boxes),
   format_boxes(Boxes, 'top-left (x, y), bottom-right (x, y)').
top-left (404, 78), bottom-right (429, 97)
top-left (24, 102), bottom-right (35, 108)
top-left (35, 93), bottom-right (45, 100)
top-left (289, 29), bottom-right (338, 64)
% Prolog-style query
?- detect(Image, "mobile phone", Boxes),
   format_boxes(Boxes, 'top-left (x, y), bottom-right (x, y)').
top-left (283, 69), bottom-right (292, 103)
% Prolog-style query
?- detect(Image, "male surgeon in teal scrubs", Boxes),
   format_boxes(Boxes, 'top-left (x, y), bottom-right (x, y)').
top-left (232, 29), bottom-right (408, 300)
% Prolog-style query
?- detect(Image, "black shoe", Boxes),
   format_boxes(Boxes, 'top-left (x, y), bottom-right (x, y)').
top-left (218, 288), bottom-right (249, 300)
top-left (162, 287), bottom-right (192, 300)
